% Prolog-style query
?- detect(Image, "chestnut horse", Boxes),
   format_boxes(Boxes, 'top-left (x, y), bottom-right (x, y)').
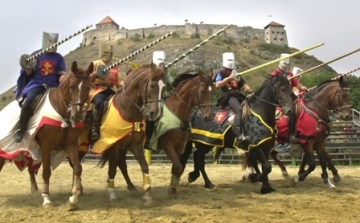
top-left (93, 63), bottom-right (165, 205)
top-left (181, 73), bottom-right (294, 194)
top-left (269, 76), bottom-right (351, 188)
top-left (0, 61), bottom-right (91, 207)
top-left (116, 70), bottom-right (215, 198)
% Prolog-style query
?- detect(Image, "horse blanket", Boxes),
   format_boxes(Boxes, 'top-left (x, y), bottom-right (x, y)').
top-left (91, 96), bottom-right (145, 154)
top-left (190, 108), bottom-right (275, 152)
top-left (276, 99), bottom-right (328, 145)
top-left (0, 92), bottom-right (83, 171)
top-left (149, 104), bottom-right (182, 153)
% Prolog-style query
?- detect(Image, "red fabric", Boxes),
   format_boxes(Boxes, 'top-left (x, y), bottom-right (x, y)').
top-left (276, 113), bottom-right (289, 144)
top-left (36, 116), bottom-right (83, 131)
top-left (295, 100), bottom-right (325, 144)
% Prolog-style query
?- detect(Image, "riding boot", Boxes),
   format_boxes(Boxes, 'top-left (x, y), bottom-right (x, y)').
top-left (287, 113), bottom-right (299, 143)
top-left (14, 106), bottom-right (32, 143)
top-left (144, 120), bottom-right (155, 150)
top-left (233, 111), bottom-right (250, 143)
top-left (91, 109), bottom-right (100, 140)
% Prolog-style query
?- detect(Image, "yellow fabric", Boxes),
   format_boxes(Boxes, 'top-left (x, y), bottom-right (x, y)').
top-left (91, 96), bottom-right (145, 154)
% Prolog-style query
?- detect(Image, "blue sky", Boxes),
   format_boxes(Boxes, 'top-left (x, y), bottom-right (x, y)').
top-left (1, 0), bottom-right (359, 93)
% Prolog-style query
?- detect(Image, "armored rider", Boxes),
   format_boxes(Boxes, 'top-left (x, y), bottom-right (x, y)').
top-left (14, 32), bottom-right (66, 143)
top-left (271, 53), bottom-right (307, 147)
top-left (89, 43), bottom-right (125, 140)
top-left (214, 52), bottom-right (252, 143)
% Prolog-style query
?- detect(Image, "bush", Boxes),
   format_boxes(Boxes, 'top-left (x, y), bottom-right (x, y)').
top-left (172, 32), bottom-right (180, 38)
top-left (257, 43), bottom-right (289, 54)
top-left (131, 33), bottom-right (142, 42)
top-left (147, 33), bottom-right (155, 39)
top-left (191, 33), bottom-right (200, 39)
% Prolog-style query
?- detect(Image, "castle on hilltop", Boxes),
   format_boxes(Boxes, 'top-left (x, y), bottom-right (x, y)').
top-left (82, 16), bottom-right (288, 46)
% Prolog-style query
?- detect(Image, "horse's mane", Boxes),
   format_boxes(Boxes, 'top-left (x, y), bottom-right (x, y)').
top-left (307, 78), bottom-right (348, 98)
top-left (172, 73), bottom-right (198, 89)
top-left (124, 63), bottom-right (164, 86)
top-left (247, 75), bottom-right (288, 104)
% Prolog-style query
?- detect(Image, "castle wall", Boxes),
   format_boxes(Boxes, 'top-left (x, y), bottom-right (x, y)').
top-left (82, 22), bottom-right (287, 46)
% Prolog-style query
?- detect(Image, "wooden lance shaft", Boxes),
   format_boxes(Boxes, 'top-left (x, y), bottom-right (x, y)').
top-left (165, 24), bottom-right (231, 68)
top-left (102, 31), bottom-right (173, 72)
top-left (236, 43), bottom-right (325, 77)
top-left (26, 25), bottom-right (93, 61)
top-left (289, 48), bottom-right (360, 80)
top-left (307, 67), bottom-right (360, 92)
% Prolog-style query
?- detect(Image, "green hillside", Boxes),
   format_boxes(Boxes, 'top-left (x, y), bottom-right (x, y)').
top-left (0, 34), bottom-right (337, 111)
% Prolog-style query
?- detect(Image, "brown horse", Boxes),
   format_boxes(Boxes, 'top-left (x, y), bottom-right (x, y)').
top-left (0, 61), bottom-right (92, 207)
top-left (269, 76), bottom-right (352, 188)
top-left (116, 70), bottom-right (215, 197)
top-left (93, 63), bottom-right (165, 205)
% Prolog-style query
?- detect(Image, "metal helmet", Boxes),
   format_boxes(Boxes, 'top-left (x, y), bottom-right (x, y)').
top-left (152, 51), bottom-right (166, 66)
top-left (279, 53), bottom-right (291, 72)
top-left (99, 43), bottom-right (114, 63)
top-left (292, 67), bottom-right (303, 75)
top-left (222, 52), bottom-right (236, 70)
top-left (42, 32), bottom-right (59, 52)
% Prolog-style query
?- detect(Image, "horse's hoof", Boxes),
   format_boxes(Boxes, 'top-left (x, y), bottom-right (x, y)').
top-left (282, 171), bottom-right (289, 178)
top-left (294, 176), bottom-right (300, 184)
top-left (127, 185), bottom-right (138, 192)
top-left (333, 175), bottom-right (341, 183)
top-left (248, 173), bottom-right (258, 183)
top-left (188, 174), bottom-right (195, 183)
top-left (143, 196), bottom-right (152, 206)
top-left (42, 202), bottom-right (53, 208)
top-left (261, 186), bottom-right (276, 194)
top-left (205, 183), bottom-right (216, 190)
top-left (67, 200), bottom-right (79, 211)
top-left (168, 188), bottom-right (178, 199)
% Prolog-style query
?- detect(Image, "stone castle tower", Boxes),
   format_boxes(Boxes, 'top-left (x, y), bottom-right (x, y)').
top-left (82, 16), bottom-right (288, 47)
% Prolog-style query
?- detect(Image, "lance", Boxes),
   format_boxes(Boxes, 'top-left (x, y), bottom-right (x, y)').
top-left (235, 43), bottom-right (325, 77)
top-left (20, 25), bottom-right (93, 69)
top-left (306, 66), bottom-right (360, 92)
top-left (97, 31), bottom-right (173, 78)
top-left (289, 48), bottom-right (360, 80)
top-left (165, 24), bottom-right (231, 68)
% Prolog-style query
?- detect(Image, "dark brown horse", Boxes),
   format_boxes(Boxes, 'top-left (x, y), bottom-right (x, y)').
top-left (0, 61), bottom-right (92, 207)
top-left (92, 63), bottom-right (166, 205)
top-left (116, 70), bottom-right (215, 198)
top-left (269, 76), bottom-right (351, 188)
top-left (181, 73), bottom-right (294, 194)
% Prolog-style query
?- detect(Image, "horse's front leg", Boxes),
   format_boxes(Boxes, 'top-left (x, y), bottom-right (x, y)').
top-left (106, 146), bottom-right (119, 201)
top-left (28, 163), bottom-right (40, 193)
top-left (131, 143), bottom-right (152, 206)
top-left (40, 150), bottom-right (52, 207)
top-left (118, 149), bottom-right (137, 192)
top-left (318, 149), bottom-right (336, 188)
top-left (252, 148), bottom-right (275, 194)
top-left (324, 151), bottom-right (341, 183)
top-left (270, 150), bottom-right (289, 178)
top-left (295, 146), bottom-right (316, 183)
top-left (66, 144), bottom-right (83, 207)
top-left (197, 146), bottom-right (215, 189)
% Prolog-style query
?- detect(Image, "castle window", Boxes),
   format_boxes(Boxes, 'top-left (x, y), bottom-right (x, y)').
top-left (281, 32), bottom-right (284, 34)
top-left (274, 38), bottom-right (277, 40)
top-left (272, 31), bottom-right (274, 34)
top-left (280, 38), bottom-right (283, 41)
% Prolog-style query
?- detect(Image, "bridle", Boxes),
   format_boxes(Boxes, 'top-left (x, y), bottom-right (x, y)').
top-left (56, 73), bottom-right (89, 121)
top-left (173, 78), bottom-right (213, 112)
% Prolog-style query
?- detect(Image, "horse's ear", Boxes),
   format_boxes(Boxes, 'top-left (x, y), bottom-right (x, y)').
top-left (71, 61), bottom-right (78, 73)
top-left (87, 62), bottom-right (95, 75)
top-left (158, 63), bottom-right (165, 71)
top-left (207, 69), bottom-right (214, 78)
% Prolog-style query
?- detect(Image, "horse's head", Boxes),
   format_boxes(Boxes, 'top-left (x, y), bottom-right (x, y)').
top-left (271, 74), bottom-right (294, 115)
top-left (68, 61), bottom-right (91, 123)
top-left (336, 76), bottom-right (352, 120)
top-left (123, 62), bottom-right (166, 121)
top-left (192, 69), bottom-right (214, 122)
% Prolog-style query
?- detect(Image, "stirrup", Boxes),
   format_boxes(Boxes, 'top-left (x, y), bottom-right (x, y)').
top-left (91, 129), bottom-right (100, 140)
top-left (14, 129), bottom-right (25, 143)
top-left (237, 133), bottom-right (250, 142)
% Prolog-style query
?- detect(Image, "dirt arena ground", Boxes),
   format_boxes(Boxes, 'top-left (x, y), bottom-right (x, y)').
top-left (0, 162), bottom-right (359, 223)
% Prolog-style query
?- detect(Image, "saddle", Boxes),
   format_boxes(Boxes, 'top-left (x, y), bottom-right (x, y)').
top-left (84, 94), bottom-right (114, 128)
top-left (215, 102), bottom-right (249, 125)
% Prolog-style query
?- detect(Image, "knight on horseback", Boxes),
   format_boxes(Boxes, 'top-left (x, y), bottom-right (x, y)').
top-left (89, 43), bottom-right (125, 140)
top-left (214, 52), bottom-right (252, 143)
top-left (272, 53), bottom-right (308, 151)
top-left (14, 32), bottom-right (66, 143)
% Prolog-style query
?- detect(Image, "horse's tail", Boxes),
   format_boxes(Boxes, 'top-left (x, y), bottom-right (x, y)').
top-left (213, 147), bottom-right (225, 163)
top-left (96, 151), bottom-right (109, 168)
top-left (241, 152), bottom-right (249, 171)
top-left (180, 140), bottom-right (193, 167)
